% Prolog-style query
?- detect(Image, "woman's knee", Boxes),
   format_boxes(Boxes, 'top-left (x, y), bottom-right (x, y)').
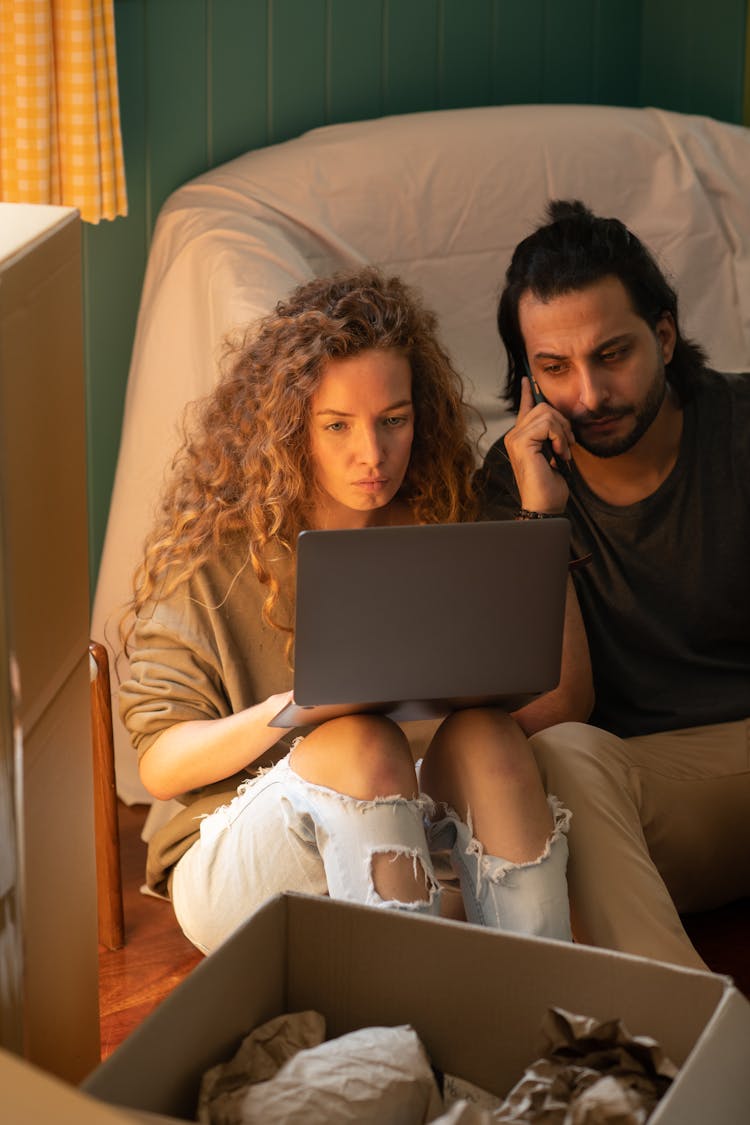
top-left (423, 706), bottom-right (538, 795)
top-left (290, 712), bottom-right (417, 799)
top-left (436, 705), bottom-right (521, 745)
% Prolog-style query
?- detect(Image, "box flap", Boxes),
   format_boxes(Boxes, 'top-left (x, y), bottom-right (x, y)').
top-left (0, 203), bottom-right (77, 268)
top-left (651, 988), bottom-right (750, 1124)
top-left (83, 896), bottom-right (289, 1117)
top-left (3, 1048), bottom-right (138, 1125)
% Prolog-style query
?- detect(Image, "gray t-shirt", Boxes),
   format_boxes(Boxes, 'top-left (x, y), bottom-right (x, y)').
top-left (477, 369), bottom-right (750, 738)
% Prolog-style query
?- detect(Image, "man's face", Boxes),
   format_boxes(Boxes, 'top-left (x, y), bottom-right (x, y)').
top-left (519, 275), bottom-right (676, 458)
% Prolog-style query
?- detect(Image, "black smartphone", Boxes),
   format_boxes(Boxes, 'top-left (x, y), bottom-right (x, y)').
top-left (522, 356), bottom-right (572, 484)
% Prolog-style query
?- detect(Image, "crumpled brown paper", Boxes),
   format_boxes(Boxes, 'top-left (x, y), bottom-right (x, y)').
top-left (197, 1010), bottom-right (326, 1123)
top-left (196, 1006), bottom-right (678, 1125)
top-left (492, 1006), bottom-right (679, 1123)
top-left (433, 1102), bottom-right (496, 1124)
top-left (196, 1011), bottom-right (443, 1124)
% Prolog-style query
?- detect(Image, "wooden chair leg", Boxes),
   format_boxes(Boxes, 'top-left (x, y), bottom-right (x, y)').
top-left (89, 640), bottom-right (125, 950)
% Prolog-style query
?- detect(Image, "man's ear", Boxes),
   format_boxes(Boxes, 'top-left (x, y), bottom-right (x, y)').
top-left (656, 311), bottom-right (676, 365)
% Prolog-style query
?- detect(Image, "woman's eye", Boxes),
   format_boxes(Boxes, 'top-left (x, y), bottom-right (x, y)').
top-left (325, 421), bottom-right (347, 432)
top-left (383, 415), bottom-right (407, 427)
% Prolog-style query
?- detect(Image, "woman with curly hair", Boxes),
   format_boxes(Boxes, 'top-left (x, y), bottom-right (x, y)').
top-left (120, 268), bottom-right (586, 954)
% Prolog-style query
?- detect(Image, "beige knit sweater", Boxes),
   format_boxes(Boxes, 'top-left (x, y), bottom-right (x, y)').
top-left (120, 541), bottom-right (301, 893)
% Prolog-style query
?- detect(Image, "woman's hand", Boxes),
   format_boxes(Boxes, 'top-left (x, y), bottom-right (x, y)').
top-left (139, 689), bottom-right (294, 801)
top-left (504, 378), bottom-right (574, 514)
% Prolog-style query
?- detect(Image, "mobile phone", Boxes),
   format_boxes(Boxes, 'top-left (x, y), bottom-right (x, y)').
top-left (522, 356), bottom-right (572, 484)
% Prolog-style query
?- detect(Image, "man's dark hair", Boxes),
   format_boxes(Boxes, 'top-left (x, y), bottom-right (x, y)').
top-left (498, 200), bottom-right (707, 411)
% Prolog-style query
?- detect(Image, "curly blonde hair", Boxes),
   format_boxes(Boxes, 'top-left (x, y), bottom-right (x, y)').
top-left (125, 268), bottom-right (481, 652)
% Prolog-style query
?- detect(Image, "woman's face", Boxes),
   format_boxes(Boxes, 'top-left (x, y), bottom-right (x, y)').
top-left (308, 348), bottom-right (414, 528)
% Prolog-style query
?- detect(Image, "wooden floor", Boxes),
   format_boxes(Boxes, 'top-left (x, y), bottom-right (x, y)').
top-left (98, 800), bottom-right (750, 1061)
top-left (98, 802), bottom-right (202, 1061)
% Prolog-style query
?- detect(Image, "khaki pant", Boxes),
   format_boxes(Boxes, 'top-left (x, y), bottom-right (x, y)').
top-left (530, 718), bottom-right (750, 969)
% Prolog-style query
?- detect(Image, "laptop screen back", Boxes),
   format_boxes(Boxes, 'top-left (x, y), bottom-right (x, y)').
top-left (291, 519), bottom-right (570, 710)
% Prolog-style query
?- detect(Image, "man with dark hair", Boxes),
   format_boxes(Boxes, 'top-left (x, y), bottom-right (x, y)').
top-left (477, 199), bottom-right (750, 969)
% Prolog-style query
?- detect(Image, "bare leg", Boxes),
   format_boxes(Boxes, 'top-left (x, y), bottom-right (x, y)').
top-left (421, 708), bottom-right (553, 861)
top-left (421, 708), bottom-right (571, 939)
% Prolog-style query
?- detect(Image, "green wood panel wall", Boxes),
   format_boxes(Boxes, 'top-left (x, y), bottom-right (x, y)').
top-left (385, 0), bottom-right (439, 114)
top-left (271, 0), bottom-right (328, 139)
top-left (83, 0), bottom-right (147, 596)
top-left (328, 0), bottom-right (384, 123)
top-left (83, 0), bottom-right (749, 594)
top-left (441, 0), bottom-right (493, 109)
top-left (640, 0), bottom-right (748, 124)
top-left (210, 0), bottom-right (270, 162)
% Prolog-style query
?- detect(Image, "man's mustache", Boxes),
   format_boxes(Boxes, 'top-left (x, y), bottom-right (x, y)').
top-left (573, 406), bottom-right (630, 425)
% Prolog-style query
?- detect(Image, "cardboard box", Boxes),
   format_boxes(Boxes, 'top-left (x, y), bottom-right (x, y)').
top-left (83, 893), bottom-right (750, 1123)
top-left (1, 1047), bottom-right (166, 1125)
top-left (0, 201), bottom-right (99, 1081)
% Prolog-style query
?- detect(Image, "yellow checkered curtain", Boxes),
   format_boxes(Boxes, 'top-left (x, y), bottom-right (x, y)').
top-left (0, 0), bottom-right (127, 223)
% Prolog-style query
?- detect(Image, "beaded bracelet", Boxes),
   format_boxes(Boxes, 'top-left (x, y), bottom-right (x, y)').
top-left (514, 508), bottom-right (561, 520)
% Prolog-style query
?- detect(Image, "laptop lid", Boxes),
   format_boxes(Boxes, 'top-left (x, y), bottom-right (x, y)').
top-left (269, 518), bottom-right (570, 728)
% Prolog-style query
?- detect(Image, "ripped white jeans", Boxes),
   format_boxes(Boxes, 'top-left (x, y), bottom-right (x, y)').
top-left (430, 797), bottom-right (572, 942)
top-left (171, 753), bottom-right (572, 954)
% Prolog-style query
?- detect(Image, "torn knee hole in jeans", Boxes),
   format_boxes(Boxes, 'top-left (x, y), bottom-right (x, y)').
top-left (462, 794), bottom-right (572, 891)
top-left (348, 792), bottom-right (436, 817)
top-left (368, 846), bottom-right (441, 908)
top-left (287, 761), bottom-right (437, 819)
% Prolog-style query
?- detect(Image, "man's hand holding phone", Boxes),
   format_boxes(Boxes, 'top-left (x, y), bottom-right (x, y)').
top-left (504, 373), bottom-right (575, 515)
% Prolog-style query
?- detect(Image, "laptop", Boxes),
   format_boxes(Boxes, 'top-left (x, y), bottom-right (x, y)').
top-left (269, 518), bottom-right (570, 728)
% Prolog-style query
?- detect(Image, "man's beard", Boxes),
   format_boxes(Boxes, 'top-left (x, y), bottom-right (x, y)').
top-left (572, 367), bottom-right (667, 459)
